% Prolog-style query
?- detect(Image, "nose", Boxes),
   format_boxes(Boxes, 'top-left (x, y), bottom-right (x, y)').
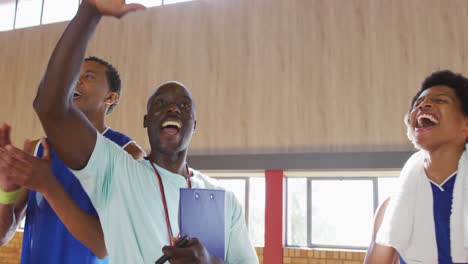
top-left (418, 97), bottom-right (433, 109)
top-left (167, 103), bottom-right (181, 114)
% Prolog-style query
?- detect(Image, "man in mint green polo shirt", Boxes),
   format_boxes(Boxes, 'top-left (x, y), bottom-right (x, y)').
top-left (20, 0), bottom-right (259, 263)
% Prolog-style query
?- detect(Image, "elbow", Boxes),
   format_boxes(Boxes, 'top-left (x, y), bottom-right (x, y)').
top-left (33, 91), bottom-right (51, 118)
top-left (94, 247), bottom-right (108, 259)
top-left (33, 91), bottom-right (68, 122)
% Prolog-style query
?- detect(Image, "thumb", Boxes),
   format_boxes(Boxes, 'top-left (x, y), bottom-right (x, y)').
top-left (23, 139), bottom-right (32, 153)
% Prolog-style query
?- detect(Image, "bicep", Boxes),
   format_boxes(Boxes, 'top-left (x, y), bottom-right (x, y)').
top-left (38, 107), bottom-right (96, 170)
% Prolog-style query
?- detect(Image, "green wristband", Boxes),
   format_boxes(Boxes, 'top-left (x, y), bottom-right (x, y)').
top-left (0, 188), bottom-right (21, 205)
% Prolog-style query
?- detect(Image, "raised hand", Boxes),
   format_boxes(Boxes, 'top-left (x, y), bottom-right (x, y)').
top-left (0, 124), bottom-right (20, 192)
top-left (0, 124), bottom-right (11, 147)
top-left (87, 0), bottom-right (146, 18)
top-left (162, 238), bottom-right (224, 264)
top-left (0, 138), bottom-right (55, 194)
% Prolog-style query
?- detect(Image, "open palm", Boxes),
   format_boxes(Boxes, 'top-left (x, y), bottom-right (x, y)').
top-left (88, 0), bottom-right (146, 18)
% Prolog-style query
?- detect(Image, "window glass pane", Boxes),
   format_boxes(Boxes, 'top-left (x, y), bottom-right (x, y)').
top-left (163, 0), bottom-right (194, 5)
top-left (216, 179), bottom-right (246, 214)
top-left (42, 0), bottom-right (78, 24)
top-left (248, 177), bottom-right (265, 246)
top-left (378, 177), bottom-right (399, 205)
top-left (128, 0), bottom-right (161, 7)
top-left (310, 179), bottom-right (373, 247)
top-left (287, 178), bottom-right (307, 246)
top-left (15, 0), bottom-right (42, 29)
top-left (0, 0), bottom-right (15, 31)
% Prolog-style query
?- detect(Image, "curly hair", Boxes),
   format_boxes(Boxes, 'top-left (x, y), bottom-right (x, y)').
top-left (85, 56), bottom-right (121, 114)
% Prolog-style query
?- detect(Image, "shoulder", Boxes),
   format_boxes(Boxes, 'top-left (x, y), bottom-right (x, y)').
top-left (123, 142), bottom-right (146, 160)
top-left (191, 169), bottom-right (223, 189)
top-left (103, 128), bottom-right (133, 147)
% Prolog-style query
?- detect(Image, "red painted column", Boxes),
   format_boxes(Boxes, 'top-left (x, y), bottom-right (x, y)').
top-left (264, 170), bottom-right (285, 264)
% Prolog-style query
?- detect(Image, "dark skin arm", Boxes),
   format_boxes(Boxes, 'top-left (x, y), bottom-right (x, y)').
top-left (0, 125), bottom-right (145, 256)
top-left (33, 0), bottom-right (145, 170)
top-left (0, 124), bottom-right (28, 246)
top-left (364, 198), bottom-right (399, 264)
top-left (30, 0), bottom-right (143, 257)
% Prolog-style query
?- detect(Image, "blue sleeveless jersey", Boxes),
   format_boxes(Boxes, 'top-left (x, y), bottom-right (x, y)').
top-left (400, 174), bottom-right (457, 264)
top-left (21, 128), bottom-right (133, 264)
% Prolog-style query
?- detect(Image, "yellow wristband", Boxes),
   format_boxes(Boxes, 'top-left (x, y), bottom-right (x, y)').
top-left (0, 188), bottom-right (21, 205)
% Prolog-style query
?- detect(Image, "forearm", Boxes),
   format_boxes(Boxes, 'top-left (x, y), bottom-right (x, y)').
top-left (34, 1), bottom-right (101, 116)
top-left (364, 242), bottom-right (398, 264)
top-left (0, 204), bottom-right (17, 246)
top-left (33, 1), bottom-right (100, 170)
top-left (43, 178), bottom-right (107, 258)
top-left (0, 188), bottom-right (27, 246)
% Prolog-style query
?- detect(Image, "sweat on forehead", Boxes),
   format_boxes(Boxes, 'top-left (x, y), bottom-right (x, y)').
top-left (146, 81), bottom-right (193, 112)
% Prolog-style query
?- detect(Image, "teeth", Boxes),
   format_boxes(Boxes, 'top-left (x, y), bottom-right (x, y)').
top-left (73, 91), bottom-right (82, 97)
top-left (162, 120), bottom-right (182, 129)
top-left (417, 114), bottom-right (439, 127)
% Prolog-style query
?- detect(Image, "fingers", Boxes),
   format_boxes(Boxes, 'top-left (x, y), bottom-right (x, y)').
top-left (5, 144), bottom-right (32, 164)
top-left (120, 3), bottom-right (146, 17)
top-left (0, 123), bottom-right (12, 147)
top-left (23, 139), bottom-right (32, 153)
top-left (0, 147), bottom-right (31, 182)
top-left (162, 238), bottom-right (202, 259)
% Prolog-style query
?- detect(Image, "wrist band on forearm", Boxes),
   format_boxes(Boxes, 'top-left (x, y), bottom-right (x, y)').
top-left (0, 188), bottom-right (21, 205)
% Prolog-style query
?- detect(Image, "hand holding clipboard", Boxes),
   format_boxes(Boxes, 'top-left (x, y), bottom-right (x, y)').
top-left (155, 235), bottom-right (190, 264)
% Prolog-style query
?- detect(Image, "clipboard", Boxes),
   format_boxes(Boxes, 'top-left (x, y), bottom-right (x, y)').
top-left (178, 188), bottom-right (225, 260)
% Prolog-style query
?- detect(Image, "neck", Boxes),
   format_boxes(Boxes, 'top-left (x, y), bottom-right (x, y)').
top-left (147, 150), bottom-right (189, 178)
top-left (424, 144), bottom-right (464, 184)
top-left (84, 111), bottom-right (107, 133)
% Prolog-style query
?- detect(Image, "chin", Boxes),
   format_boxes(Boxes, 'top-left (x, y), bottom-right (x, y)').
top-left (158, 143), bottom-right (183, 154)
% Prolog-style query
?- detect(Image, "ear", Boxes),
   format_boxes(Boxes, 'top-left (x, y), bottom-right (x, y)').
top-left (143, 115), bottom-right (148, 128)
top-left (193, 120), bottom-right (197, 133)
top-left (105, 92), bottom-right (119, 106)
top-left (462, 116), bottom-right (468, 139)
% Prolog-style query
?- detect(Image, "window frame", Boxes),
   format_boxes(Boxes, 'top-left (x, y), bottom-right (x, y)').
top-left (0, 0), bottom-right (196, 31)
top-left (285, 170), bottom-right (399, 250)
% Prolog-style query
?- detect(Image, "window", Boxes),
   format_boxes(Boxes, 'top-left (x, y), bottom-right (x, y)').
top-left (42, 0), bottom-right (79, 25)
top-left (217, 178), bottom-right (246, 214)
top-left (286, 171), bottom-right (400, 249)
top-left (248, 177), bottom-right (265, 246)
top-left (128, 0), bottom-right (161, 7)
top-left (310, 179), bottom-right (374, 248)
top-left (287, 178), bottom-right (307, 246)
top-left (0, 0), bottom-right (200, 31)
top-left (378, 177), bottom-right (399, 204)
top-left (0, 0), bottom-right (16, 31)
top-left (210, 172), bottom-right (265, 246)
top-left (15, 0), bottom-right (42, 29)
top-left (163, 0), bottom-right (195, 5)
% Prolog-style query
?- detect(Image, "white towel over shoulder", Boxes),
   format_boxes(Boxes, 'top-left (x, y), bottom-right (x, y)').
top-left (376, 146), bottom-right (468, 264)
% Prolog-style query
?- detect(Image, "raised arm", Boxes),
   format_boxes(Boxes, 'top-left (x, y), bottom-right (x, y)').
top-left (364, 198), bottom-right (398, 264)
top-left (0, 133), bottom-right (143, 256)
top-left (33, 0), bottom-right (144, 170)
